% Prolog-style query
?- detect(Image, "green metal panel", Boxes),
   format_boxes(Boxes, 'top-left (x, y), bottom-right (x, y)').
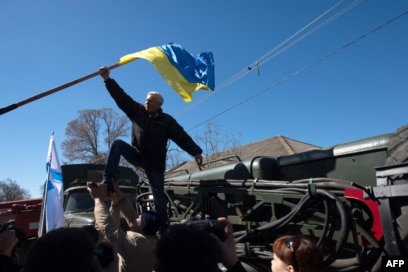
top-left (61, 164), bottom-right (139, 188)
top-left (276, 134), bottom-right (392, 186)
top-left (327, 150), bottom-right (388, 186)
top-left (166, 157), bottom-right (277, 182)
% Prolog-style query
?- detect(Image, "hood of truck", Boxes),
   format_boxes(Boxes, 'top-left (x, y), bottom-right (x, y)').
top-left (64, 212), bottom-right (95, 228)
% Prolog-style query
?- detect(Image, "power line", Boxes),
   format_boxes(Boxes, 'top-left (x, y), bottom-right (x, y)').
top-left (256, 0), bottom-right (362, 67)
top-left (176, 0), bottom-right (362, 117)
top-left (187, 9), bottom-right (408, 132)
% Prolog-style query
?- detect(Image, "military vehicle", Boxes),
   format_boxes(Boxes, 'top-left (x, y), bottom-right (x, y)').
top-left (134, 124), bottom-right (408, 271)
top-left (4, 125), bottom-right (407, 271)
top-left (0, 164), bottom-right (140, 263)
top-left (62, 164), bottom-right (139, 229)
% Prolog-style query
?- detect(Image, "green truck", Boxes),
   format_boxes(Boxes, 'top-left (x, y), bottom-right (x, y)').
top-left (32, 124), bottom-right (407, 271)
top-left (61, 164), bottom-right (140, 229)
top-left (153, 124), bottom-right (408, 271)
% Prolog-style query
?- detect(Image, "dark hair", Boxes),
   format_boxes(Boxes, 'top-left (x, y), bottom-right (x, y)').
top-left (23, 228), bottom-right (94, 272)
top-left (272, 235), bottom-right (324, 272)
top-left (155, 224), bottom-right (219, 272)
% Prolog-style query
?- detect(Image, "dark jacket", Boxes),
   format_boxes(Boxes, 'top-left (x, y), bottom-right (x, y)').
top-left (104, 78), bottom-right (202, 172)
top-left (226, 261), bottom-right (248, 272)
top-left (0, 254), bottom-right (22, 272)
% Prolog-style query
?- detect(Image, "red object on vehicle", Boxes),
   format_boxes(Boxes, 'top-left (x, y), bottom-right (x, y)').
top-left (344, 188), bottom-right (383, 245)
top-left (0, 198), bottom-right (42, 238)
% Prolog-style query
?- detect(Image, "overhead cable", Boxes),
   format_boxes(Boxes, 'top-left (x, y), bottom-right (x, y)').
top-left (187, 9), bottom-right (408, 131)
top-left (176, 0), bottom-right (361, 117)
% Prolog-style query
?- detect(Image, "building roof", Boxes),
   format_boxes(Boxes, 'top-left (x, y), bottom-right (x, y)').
top-left (165, 135), bottom-right (320, 178)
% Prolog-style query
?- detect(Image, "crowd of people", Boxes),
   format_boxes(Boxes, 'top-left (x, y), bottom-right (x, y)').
top-left (1, 68), bottom-right (326, 272)
top-left (1, 179), bottom-right (326, 272)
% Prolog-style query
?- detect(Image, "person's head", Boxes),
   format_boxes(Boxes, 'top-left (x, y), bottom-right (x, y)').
top-left (81, 225), bottom-right (102, 244)
top-left (145, 91), bottom-right (164, 113)
top-left (133, 211), bottom-right (161, 236)
top-left (23, 227), bottom-right (95, 272)
top-left (271, 235), bottom-right (324, 272)
top-left (0, 221), bottom-right (18, 256)
top-left (155, 223), bottom-right (220, 272)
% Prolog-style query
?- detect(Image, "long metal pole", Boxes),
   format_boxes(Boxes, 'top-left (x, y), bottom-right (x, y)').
top-left (0, 63), bottom-right (120, 115)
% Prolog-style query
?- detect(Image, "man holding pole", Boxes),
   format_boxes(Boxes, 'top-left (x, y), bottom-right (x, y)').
top-left (98, 66), bottom-right (203, 232)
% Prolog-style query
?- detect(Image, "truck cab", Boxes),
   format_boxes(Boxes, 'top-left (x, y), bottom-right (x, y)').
top-left (62, 164), bottom-right (139, 229)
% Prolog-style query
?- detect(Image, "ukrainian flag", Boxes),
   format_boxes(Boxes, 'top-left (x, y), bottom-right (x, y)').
top-left (119, 43), bottom-right (214, 102)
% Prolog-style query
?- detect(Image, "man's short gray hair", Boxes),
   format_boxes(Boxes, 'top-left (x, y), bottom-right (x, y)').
top-left (147, 91), bottom-right (164, 105)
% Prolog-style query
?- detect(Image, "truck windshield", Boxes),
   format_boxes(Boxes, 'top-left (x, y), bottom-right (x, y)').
top-left (64, 191), bottom-right (137, 213)
top-left (65, 192), bottom-right (95, 213)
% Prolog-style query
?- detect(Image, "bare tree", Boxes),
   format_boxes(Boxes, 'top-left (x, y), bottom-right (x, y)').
top-left (166, 121), bottom-right (242, 169)
top-left (0, 178), bottom-right (31, 201)
top-left (196, 121), bottom-right (243, 167)
top-left (62, 108), bottom-right (129, 164)
top-left (166, 147), bottom-right (189, 171)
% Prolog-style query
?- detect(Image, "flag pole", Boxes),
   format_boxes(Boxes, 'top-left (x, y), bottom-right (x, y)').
top-left (0, 63), bottom-right (120, 116)
top-left (37, 178), bottom-right (49, 238)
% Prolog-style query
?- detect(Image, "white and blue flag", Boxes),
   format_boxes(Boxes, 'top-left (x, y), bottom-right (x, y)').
top-left (44, 133), bottom-right (64, 232)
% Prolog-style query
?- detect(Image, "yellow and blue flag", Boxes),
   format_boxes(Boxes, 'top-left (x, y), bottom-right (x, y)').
top-left (119, 43), bottom-right (214, 102)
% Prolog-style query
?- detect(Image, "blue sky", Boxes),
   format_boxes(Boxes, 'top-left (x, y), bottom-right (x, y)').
top-left (1, 0), bottom-right (407, 198)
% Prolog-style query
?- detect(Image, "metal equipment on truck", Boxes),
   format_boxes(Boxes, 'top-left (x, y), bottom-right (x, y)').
top-left (3, 125), bottom-right (407, 271)
top-left (141, 124), bottom-right (408, 272)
